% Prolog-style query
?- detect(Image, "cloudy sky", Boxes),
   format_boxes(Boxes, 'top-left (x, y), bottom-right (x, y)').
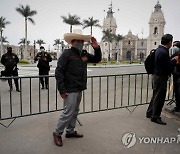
top-left (0, 0), bottom-right (180, 50)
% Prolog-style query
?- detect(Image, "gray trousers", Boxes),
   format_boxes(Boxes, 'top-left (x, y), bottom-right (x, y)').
top-left (151, 75), bottom-right (168, 118)
top-left (55, 92), bottom-right (82, 135)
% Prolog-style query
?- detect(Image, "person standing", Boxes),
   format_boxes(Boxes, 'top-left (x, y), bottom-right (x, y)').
top-left (171, 41), bottom-right (180, 112)
top-left (53, 29), bottom-right (102, 147)
top-left (1, 47), bottom-right (20, 92)
top-left (34, 46), bottom-right (52, 89)
top-left (146, 34), bottom-right (179, 125)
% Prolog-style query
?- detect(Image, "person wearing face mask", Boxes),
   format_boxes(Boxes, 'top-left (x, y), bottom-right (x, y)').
top-left (171, 41), bottom-right (180, 112)
top-left (1, 46), bottom-right (20, 92)
top-left (53, 29), bottom-right (102, 147)
top-left (34, 46), bottom-right (52, 89)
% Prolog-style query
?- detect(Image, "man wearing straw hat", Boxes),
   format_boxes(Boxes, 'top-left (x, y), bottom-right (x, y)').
top-left (53, 29), bottom-right (101, 146)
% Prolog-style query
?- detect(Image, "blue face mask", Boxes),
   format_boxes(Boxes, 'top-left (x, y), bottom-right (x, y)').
top-left (172, 46), bottom-right (180, 54)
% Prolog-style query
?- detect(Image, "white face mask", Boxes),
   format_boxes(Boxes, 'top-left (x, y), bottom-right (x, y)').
top-left (75, 42), bottom-right (83, 51)
top-left (40, 49), bottom-right (45, 52)
top-left (172, 46), bottom-right (180, 54)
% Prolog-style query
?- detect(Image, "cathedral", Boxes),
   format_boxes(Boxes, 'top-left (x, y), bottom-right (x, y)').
top-left (100, 1), bottom-right (166, 61)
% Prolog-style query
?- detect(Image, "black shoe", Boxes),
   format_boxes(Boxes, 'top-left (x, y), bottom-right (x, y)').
top-left (16, 89), bottom-right (21, 92)
top-left (65, 131), bottom-right (83, 138)
top-left (45, 86), bottom-right (48, 89)
top-left (151, 117), bottom-right (166, 125)
top-left (146, 114), bottom-right (151, 118)
top-left (41, 87), bottom-right (44, 89)
top-left (172, 107), bottom-right (180, 112)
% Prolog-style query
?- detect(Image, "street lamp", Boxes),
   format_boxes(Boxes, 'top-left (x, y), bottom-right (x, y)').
top-left (33, 40), bottom-right (36, 63)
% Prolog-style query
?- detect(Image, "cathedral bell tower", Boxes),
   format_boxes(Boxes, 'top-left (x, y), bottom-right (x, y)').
top-left (147, 1), bottom-right (166, 56)
top-left (102, 2), bottom-right (117, 34)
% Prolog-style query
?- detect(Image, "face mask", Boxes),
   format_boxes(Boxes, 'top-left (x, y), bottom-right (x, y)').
top-left (172, 46), bottom-right (180, 54)
top-left (40, 49), bottom-right (45, 52)
top-left (7, 50), bottom-right (12, 53)
top-left (75, 42), bottom-right (83, 51)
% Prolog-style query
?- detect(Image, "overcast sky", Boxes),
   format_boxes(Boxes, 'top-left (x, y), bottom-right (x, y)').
top-left (0, 0), bottom-right (180, 50)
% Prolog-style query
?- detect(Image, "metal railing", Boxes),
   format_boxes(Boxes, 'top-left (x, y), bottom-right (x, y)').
top-left (0, 73), bottom-right (173, 122)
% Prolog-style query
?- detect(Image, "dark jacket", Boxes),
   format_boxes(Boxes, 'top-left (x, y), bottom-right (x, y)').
top-left (1, 52), bottom-right (19, 70)
top-left (171, 50), bottom-right (180, 76)
top-left (154, 45), bottom-right (176, 76)
top-left (34, 52), bottom-right (52, 70)
top-left (55, 46), bottom-right (102, 94)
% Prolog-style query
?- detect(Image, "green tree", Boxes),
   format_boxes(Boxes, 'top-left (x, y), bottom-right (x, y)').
top-left (36, 39), bottom-right (46, 47)
top-left (18, 38), bottom-right (30, 59)
top-left (53, 39), bottom-right (64, 53)
top-left (61, 13), bottom-right (81, 33)
top-left (18, 38), bottom-right (31, 46)
top-left (16, 5), bottom-right (37, 59)
top-left (83, 17), bottom-right (101, 35)
top-left (102, 30), bottom-right (116, 61)
top-left (114, 34), bottom-right (123, 42)
top-left (0, 16), bottom-right (10, 57)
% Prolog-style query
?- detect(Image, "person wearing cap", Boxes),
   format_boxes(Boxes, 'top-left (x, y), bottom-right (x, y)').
top-left (1, 47), bottom-right (20, 92)
top-left (53, 29), bottom-right (102, 147)
top-left (34, 46), bottom-right (52, 89)
top-left (171, 41), bottom-right (180, 112)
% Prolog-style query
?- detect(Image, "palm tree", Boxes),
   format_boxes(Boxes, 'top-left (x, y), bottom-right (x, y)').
top-left (0, 16), bottom-right (10, 57)
top-left (36, 39), bottom-right (46, 47)
top-left (114, 34), bottom-right (123, 42)
top-left (0, 36), bottom-right (9, 43)
top-left (102, 29), bottom-right (115, 61)
top-left (83, 17), bottom-right (101, 35)
top-left (18, 38), bottom-right (30, 59)
top-left (53, 39), bottom-right (64, 53)
top-left (18, 38), bottom-right (31, 45)
top-left (61, 13), bottom-right (81, 33)
top-left (16, 5), bottom-right (37, 59)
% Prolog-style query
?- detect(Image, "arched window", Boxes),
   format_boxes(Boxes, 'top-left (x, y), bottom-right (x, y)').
top-left (154, 27), bottom-right (158, 34)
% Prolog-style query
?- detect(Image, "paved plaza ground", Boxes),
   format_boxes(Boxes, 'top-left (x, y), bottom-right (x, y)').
top-left (0, 104), bottom-right (179, 154)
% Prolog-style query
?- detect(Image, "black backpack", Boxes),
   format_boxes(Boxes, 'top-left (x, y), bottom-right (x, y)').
top-left (144, 49), bottom-right (156, 74)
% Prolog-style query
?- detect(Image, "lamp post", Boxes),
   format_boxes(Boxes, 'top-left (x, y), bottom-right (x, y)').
top-left (0, 28), bottom-right (3, 57)
top-left (61, 40), bottom-right (64, 53)
top-left (33, 40), bottom-right (36, 63)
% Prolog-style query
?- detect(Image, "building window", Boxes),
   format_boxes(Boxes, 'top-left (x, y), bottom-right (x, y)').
top-left (154, 27), bottom-right (158, 34)
top-left (154, 42), bottom-right (157, 45)
top-left (128, 41), bottom-right (130, 45)
top-left (141, 42), bottom-right (144, 46)
top-left (105, 43), bottom-right (107, 46)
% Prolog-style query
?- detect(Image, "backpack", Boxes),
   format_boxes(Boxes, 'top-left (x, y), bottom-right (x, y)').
top-left (144, 49), bottom-right (156, 74)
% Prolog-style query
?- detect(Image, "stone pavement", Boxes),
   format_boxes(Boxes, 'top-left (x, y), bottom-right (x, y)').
top-left (0, 105), bottom-right (179, 154)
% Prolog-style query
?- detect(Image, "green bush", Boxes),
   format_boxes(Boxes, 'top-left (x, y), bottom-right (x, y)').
top-left (19, 59), bottom-right (31, 64)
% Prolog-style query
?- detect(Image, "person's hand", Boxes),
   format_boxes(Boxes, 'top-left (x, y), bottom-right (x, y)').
top-left (173, 56), bottom-right (180, 64)
top-left (82, 56), bottom-right (88, 62)
top-left (60, 93), bottom-right (68, 99)
top-left (91, 37), bottom-right (99, 48)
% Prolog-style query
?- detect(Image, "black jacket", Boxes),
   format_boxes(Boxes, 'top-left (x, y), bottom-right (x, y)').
top-left (154, 45), bottom-right (176, 76)
top-left (171, 50), bottom-right (180, 76)
top-left (34, 52), bottom-right (52, 70)
top-left (1, 52), bottom-right (19, 70)
top-left (55, 46), bottom-right (102, 94)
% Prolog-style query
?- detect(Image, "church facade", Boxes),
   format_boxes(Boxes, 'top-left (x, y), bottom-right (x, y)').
top-left (100, 1), bottom-right (166, 61)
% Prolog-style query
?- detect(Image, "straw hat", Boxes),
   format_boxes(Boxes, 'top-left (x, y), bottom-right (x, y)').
top-left (64, 29), bottom-right (92, 44)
